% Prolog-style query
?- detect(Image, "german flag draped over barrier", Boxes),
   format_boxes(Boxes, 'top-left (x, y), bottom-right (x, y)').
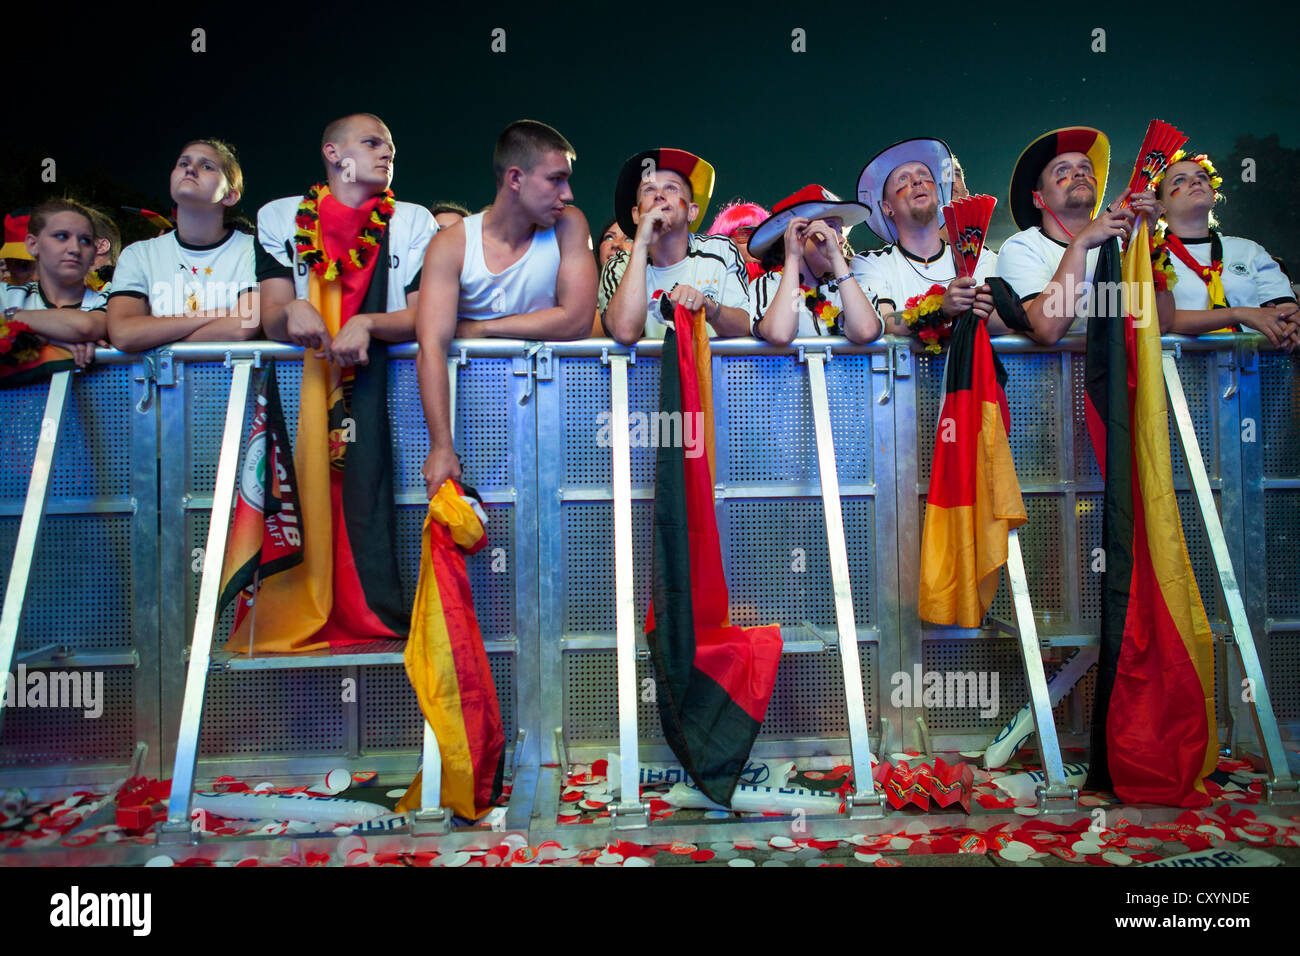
top-left (919, 296), bottom-right (1028, 626)
top-left (645, 303), bottom-right (784, 806)
top-left (0, 340), bottom-right (76, 389)
top-left (218, 361), bottom-right (303, 620)
top-left (1084, 223), bottom-right (1217, 806)
top-left (394, 481), bottom-right (504, 820)
top-left (224, 235), bottom-right (406, 653)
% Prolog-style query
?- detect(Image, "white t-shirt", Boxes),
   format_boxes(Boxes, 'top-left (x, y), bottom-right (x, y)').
top-left (1167, 232), bottom-right (1296, 310)
top-left (850, 240), bottom-right (997, 315)
top-left (458, 212), bottom-right (559, 321)
top-left (256, 196), bottom-right (435, 312)
top-left (599, 233), bottom-right (750, 339)
top-left (110, 229), bottom-right (255, 314)
top-left (749, 270), bottom-right (857, 338)
top-left (995, 227), bottom-right (1102, 333)
top-left (3, 281), bottom-right (109, 312)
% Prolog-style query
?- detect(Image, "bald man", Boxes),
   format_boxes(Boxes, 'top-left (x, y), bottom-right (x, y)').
top-left (258, 112), bottom-right (435, 361)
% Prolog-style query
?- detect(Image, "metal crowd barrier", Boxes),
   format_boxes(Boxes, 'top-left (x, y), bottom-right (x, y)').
top-left (1, 335), bottom-right (1296, 839)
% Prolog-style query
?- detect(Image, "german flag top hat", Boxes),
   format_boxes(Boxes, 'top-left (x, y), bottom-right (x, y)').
top-left (1009, 127), bottom-right (1110, 232)
top-left (614, 148), bottom-right (715, 239)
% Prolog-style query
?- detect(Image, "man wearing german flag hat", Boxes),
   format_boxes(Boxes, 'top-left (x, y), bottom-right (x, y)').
top-left (996, 126), bottom-right (1161, 345)
top-left (602, 148), bottom-right (751, 342)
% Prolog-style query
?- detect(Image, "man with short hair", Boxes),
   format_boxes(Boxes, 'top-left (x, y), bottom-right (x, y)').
top-left (430, 201), bottom-right (470, 230)
top-left (995, 126), bottom-right (1162, 345)
top-left (602, 148), bottom-right (751, 344)
top-left (231, 112), bottom-right (436, 653)
top-left (852, 138), bottom-right (999, 334)
top-left (416, 118), bottom-right (597, 497)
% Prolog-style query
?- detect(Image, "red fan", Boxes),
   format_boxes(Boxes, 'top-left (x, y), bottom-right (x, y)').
top-left (1124, 119), bottom-right (1188, 202)
top-left (942, 194), bottom-right (997, 278)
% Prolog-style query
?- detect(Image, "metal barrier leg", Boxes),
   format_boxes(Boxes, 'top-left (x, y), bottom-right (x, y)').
top-left (802, 349), bottom-right (881, 818)
top-left (0, 370), bottom-right (71, 730)
top-left (411, 356), bottom-right (461, 835)
top-left (605, 353), bottom-right (648, 829)
top-left (160, 358), bottom-right (254, 842)
top-left (1163, 351), bottom-right (1298, 804)
top-left (1005, 530), bottom-right (1077, 812)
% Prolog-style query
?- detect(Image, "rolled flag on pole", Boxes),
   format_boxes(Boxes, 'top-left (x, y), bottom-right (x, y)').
top-left (645, 302), bottom-right (784, 807)
top-left (120, 206), bottom-right (175, 235)
top-left (393, 481), bottom-right (504, 820)
top-left (219, 360), bottom-right (304, 620)
top-left (1083, 224), bottom-right (1218, 806)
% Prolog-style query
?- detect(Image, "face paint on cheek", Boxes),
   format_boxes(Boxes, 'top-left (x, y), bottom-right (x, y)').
top-left (1055, 177), bottom-right (1069, 188)
top-left (894, 185), bottom-right (909, 197)
top-left (1170, 187), bottom-right (1182, 197)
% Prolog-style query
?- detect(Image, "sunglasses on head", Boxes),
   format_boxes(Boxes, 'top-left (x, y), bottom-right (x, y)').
top-left (730, 225), bottom-right (756, 240)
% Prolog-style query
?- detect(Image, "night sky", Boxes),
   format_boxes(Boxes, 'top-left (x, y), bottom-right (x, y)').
top-left (9, 0), bottom-right (1299, 252)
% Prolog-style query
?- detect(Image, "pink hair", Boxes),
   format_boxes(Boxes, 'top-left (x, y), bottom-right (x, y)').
top-left (708, 201), bottom-right (769, 236)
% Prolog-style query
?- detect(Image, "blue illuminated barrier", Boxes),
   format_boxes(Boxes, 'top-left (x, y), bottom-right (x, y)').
top-left (0, 337), bottom-right (1296, 835)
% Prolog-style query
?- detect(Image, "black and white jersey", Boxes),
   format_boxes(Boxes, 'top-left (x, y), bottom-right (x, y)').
top-left (3, 281), bottom-right (109, 312)
top-left (109, 229), bottom-right (255, 314)
top-left (255, 196), bottom-right (436, 312)
top-left (850, 241), bottom-right (996, 316)
top-left (1169, 233), bottom-right (1296, 310)
top-left (599, 233), bottom-right (750, 339)
top-left (749, 270), bottom-right (859, 337)
top-left (995, 227), bottom-right (1101, 332)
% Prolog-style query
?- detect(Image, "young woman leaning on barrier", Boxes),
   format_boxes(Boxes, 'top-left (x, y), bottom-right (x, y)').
top-left (106, 139), bottom-right (259, 352)
top-left (0, 199), bottom-right (108, 369)
top-left (1154, 153), bottom-right (1299, 350)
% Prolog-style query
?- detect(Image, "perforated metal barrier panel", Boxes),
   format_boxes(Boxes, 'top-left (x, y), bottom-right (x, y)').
top-left (0, 362), bottom-right (150, 776)
top-left (0, 339), bottom-right (1295, 787)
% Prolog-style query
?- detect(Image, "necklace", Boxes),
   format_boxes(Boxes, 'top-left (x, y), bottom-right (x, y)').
top-left (294, 184), bottom-right (396, 281)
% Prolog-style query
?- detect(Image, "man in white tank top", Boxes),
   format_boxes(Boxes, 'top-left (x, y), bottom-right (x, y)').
top-left (416, 119), bottom-right (597, 497)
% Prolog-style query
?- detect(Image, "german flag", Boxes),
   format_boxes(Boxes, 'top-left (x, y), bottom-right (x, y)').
top-left (394, 481), bottom-right (504, 820)
top-left (0, 340), bottom-right (76, 389)
top-left (919, 284), bottom-right (1029, 627)
top-left (218, 361), bottom-right (303, 621)
top-left (645, 302), bottom-right (783, 806)
top-left (224, 234), bottom-right (406, 653)
top-left (1084, 224), bottom-right (1217, 806)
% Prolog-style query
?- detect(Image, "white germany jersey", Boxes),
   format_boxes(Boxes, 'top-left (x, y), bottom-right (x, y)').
top-left (1168, 232), bottom-right (1296, 310)
top-left (3, 281), bottom-right (109, 312)
top-left (110, 229), bottom-right (255, 314)
top-left (995, 227), bottom-right (1101, 333)
top-left (850, 241), bottom-right (997, 316)
top-left (599, 233), bottom-right (750, 339)
top-left (255, 196), bottom-right (436, 312)
top-left (749, 270), bottom-right (858, 337)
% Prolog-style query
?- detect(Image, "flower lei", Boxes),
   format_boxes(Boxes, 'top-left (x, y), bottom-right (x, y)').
top-left (1150, 150), bottom-right (1223, 194)
top-left (0, 318), bottom-right (42, 366)
top-left (901, 283), bottom-right (950, 353)
top-left (802, 285), bottom-right (841, 334)
top-left (294, 183), bottom-right (396, 281)
top-left (1148, 227), bottom-right (1179, 293)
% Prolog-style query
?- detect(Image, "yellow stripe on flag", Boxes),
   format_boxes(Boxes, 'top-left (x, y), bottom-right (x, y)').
top-left (394, 486), bottom-right (482, 820)
top-left (225, 274), bottom-right (339, 653)
top-left (1126, 220), bottom-right (1218, 782)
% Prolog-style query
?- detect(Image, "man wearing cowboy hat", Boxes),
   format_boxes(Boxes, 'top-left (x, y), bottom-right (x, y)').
top-left (602, 147), bottom-right (751, 344)
top-left (852, 138), bottom-right (999, 334)
top-left (746, 184), bottom-right (881, 345)
top-left (995, 126), bottom-right (1163, 345)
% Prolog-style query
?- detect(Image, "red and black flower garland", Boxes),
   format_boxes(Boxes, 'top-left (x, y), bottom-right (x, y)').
top-left (294, 184), bottom-right (396, 282)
